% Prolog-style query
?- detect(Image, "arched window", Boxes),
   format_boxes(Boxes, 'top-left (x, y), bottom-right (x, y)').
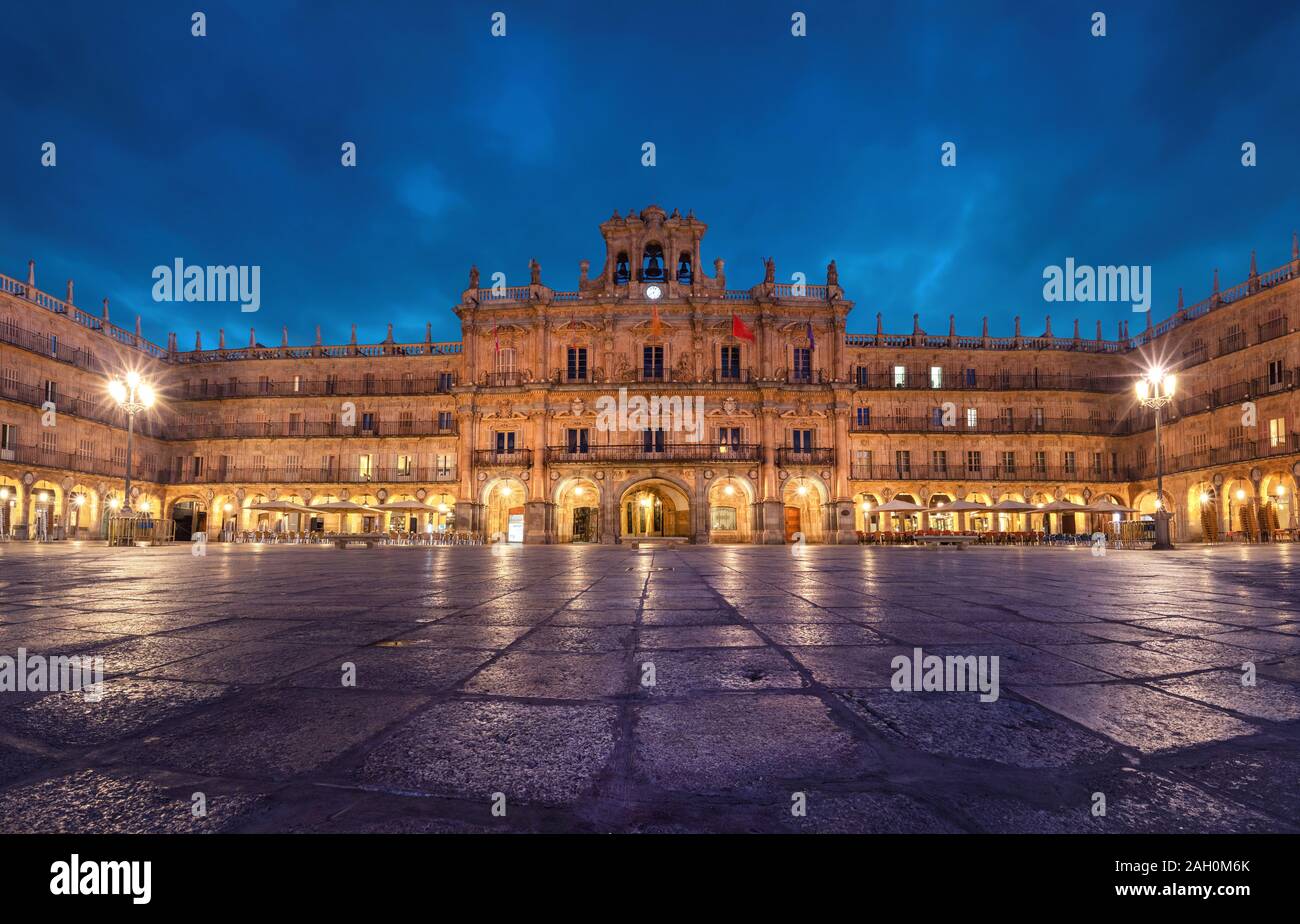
top-left (641, 243), bottom-right (665, 281)
top-left (676, 251), bottom-right (692, 284)
top-left (614, 252), bottom-right (630, 284)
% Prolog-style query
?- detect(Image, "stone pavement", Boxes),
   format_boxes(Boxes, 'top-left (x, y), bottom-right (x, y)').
top-left (0, 541), bottom-right (1297, 833)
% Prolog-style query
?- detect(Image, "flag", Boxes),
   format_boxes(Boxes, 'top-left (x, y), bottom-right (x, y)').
top-left (806, 319), bottom-right (815, 350)
top-left (649, 305), bottom-right (663, 339)
top-left (731, 313), bottom-right (755, 342)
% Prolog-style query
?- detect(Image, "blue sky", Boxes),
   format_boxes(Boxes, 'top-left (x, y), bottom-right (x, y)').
top-left (1, 0), bottom-right (1297, 347)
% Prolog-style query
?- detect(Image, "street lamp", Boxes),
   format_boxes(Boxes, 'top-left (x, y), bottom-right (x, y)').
top-left (107, 371), bottom-right (155, 515)
top-left (1136, 367), bottom-right (1177, 549)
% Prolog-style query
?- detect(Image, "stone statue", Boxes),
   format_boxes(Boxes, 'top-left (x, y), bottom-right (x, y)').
top-left (579, 259), bottom-right (589, 284)
top-left (714, 258), bottom-right (726, 289)
top-left (529, 258), bottom-right (541, 286)
top-left (827, 260), bottom-right (838, 286)
top-left (469, 265), bottom-right (480, 289)
top-left (763, 257), bottom-right (775, 285)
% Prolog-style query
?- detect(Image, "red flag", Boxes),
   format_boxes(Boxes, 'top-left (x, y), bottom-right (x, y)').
top-left (649, 305), bottom-right (663, 339)
top-left (732, 313), bottom-right (756, 342)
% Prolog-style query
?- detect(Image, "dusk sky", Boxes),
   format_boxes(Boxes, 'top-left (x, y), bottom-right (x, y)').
top-left (2, 0), bottom-right (1298, 347)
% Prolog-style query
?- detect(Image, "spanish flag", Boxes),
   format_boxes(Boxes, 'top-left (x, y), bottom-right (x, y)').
top-left (731, 313), bottom-right (756, 342)
top-left (650, 305), bottom-right (663, 338)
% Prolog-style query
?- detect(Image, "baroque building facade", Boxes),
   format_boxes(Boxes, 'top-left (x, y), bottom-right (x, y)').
top-left (1, 205), bottom-right (1298, 545)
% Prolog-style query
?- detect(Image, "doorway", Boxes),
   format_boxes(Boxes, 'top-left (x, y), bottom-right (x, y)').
top-left (784, 505), bottom-right (801, 542)
top-left (572, 506), bottom-right (596, 542)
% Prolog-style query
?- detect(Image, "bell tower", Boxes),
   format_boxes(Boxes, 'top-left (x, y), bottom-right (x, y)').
top-left (586, 206), bottom-right (719, 296)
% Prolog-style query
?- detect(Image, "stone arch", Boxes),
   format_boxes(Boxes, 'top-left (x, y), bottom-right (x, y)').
top-left (706, 473), bottom-right (756, 543)
top-left (781, 474), bottom-right (829, 542)
top-left (554, 476), bottom-right (601, 543)
top-left (482, 476), bottom-right (528, 541)
top-left (618, 476), bottom-right (693, 540)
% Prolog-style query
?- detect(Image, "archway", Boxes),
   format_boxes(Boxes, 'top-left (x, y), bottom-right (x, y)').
top-left (1260, 472), bottom-right (1294, 531)
top-left (620, 478), bottom-right (691, 539)
top-left (855, 492), bottom-right (881, 533)
top-left (555, 477), bottom-right (600, 543)
top-left (782, 476), bottom-right (828, 542)
top-left (483, 477), bottom-right (527, 541)
top-left (169, 494), bottom-right (208, 541)
top-left (707, 474), bottom-right (755, 543)
top-left (0, 477), bottom-right (19, 538)
top-left (928, 493), bottom-right (954, 530)
top-left (1187, 484), bottom-right (1216, 541)
top-left (67, 484), bottom-right (98, 539)
top-left (30, 481), bottom-right (60, 540)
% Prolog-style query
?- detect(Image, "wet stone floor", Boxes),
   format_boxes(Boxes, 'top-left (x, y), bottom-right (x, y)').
top-left (0, 540), bottom-right (1297, 833)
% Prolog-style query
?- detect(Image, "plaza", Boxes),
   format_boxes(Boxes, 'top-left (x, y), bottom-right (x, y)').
top-left (0, 541), bottom-right (1297, 833)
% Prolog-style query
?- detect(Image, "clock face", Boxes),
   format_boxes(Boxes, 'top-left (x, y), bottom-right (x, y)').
top-left (645, 284), bottom-right (662, 300)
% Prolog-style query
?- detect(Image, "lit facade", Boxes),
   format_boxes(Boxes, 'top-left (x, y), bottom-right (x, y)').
top-left (1, 206), bottom-right (1297, 544)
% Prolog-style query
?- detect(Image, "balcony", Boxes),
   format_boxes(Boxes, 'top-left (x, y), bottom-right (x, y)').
top-left (480, 371), bottom-right (528, 388)
top-left (851, 369), bottom-right (1128, 393)
top-left (1216, 331), bottom-right (1246, 357)
top-left (180, 374), bottom-right (456, 399)
top-left (848, 416), bottom-right (1130, 437)
top-left (777, 447), bottom-right (834, 467)
top-left (165, 419), bottom-right (459, 439)
top-left (847, 462), bottom-right (1120, 483)
top-left (473, 449), bottom-right (533, 468)
top-left (547, 442), bottom-right (761, 464)
top-left (712, 366), bottom-right (751, 384)
top-left (1258, 315), bottom-right (1288, 343)
top-left (165, 464), bottom-right (458, 485)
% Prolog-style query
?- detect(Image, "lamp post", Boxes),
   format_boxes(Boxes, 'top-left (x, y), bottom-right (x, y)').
top-left (107, 371), bottom-right (155, 515)
top-left (1136, 368), bottom-right (1176, 550)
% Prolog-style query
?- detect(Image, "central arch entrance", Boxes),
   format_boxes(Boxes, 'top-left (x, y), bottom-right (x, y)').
top-left (620, 479), bottom-right (691, 539)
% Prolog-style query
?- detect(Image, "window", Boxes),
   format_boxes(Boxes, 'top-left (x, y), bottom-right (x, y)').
top-left (435, 454), bottom-right (454, 477)
top-left (964, 368), bottom-right (977, 387)
top-left (566, 428), bottom-right (590, 453)
top-left (1033, 450), bottom-right (1047, 474)
top-left (363, 373), bottom-right (376, 394)
top-left (288, 413), bottom-right (302, 435)
top-left (854, 449), bottom-right (873, 470)
top-left (855, 366), bottom-right (870, 387)
top-left (1228, 425), bottom-right (1245, 450)
top-left (41, 431), bottom-right (55, 453)
top-left (325, 374), bottom-right (338, 395)
top-left (718, 427), bottom-right (742, 450)
top-left (892, 365), bottom-right (907, 388)
top-left (0, 423), bottom-right (15, 451)
top-left (495, 431), bottom-right (517, 454)
top-left (1063, 451), bottom-right (1076, 474)
top-left (1269, 417), bottom-right (1287, 448)
top-left (495, 348), bottom-right (516, 373)
top-left (437, 411), bottom-right (454, 432)
top-left (360, 412), bottom-right (375, 433)
top-left (399, 411), bottom-right (413, 434)
top-left (567, 347), bottom-right (588, 382)
top-left (711, 506), bottom-right (738, 530)
top-left (792, 348), bottom-right (811, 382)
top-left (438, 372), bottom-right (454, 392)
top-left (1000, 451), bottom-right (1016, 474)
top-left (1268, 359), bottom-right (1286, 387)
top-left (643, 345), bottom-right (663, 379)
top-left (1000, 407), bottom-right (1014, 430)
top-left (285, 455), bottom-right (300, 476)
top-left (1031, 407), bottom-right (1045, 430)
top-left (965, 451), bottom-right (981, 475)
top-left (259, 375), bottom-right (271, 394)
top-left (894, 450), bottom-right (912, 476)
top-left (931, 450), bottom-right (948, 474)
top-left (1090, 451), bottom-right (1103, 474)
top-left (78, 439), bottom-right (92, 460)
top-left (855, 407), bottom-right (870, 427)
top-left (931, 407), bottom-right (945, 428)
top-left (293, 375), bottom-right (302, 393)
top-left (321, 454), bottom-right (337, 478)
top-left (792, 429), bottom-right (814, 452)
top-left (965, 408), bottom-right (978, 429)
top-left (720, 346), bottom-right (741, 380)
top-left (358, 454), bottom-right (373, 480)
top-left (397, 454), bottom-right (413, 476)
top-left (642, 428), bottom-right (666, 453)
top-left (43, 380), bottom-right (57, 403)
top-left (929, 366), bottom-right (943, 389)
